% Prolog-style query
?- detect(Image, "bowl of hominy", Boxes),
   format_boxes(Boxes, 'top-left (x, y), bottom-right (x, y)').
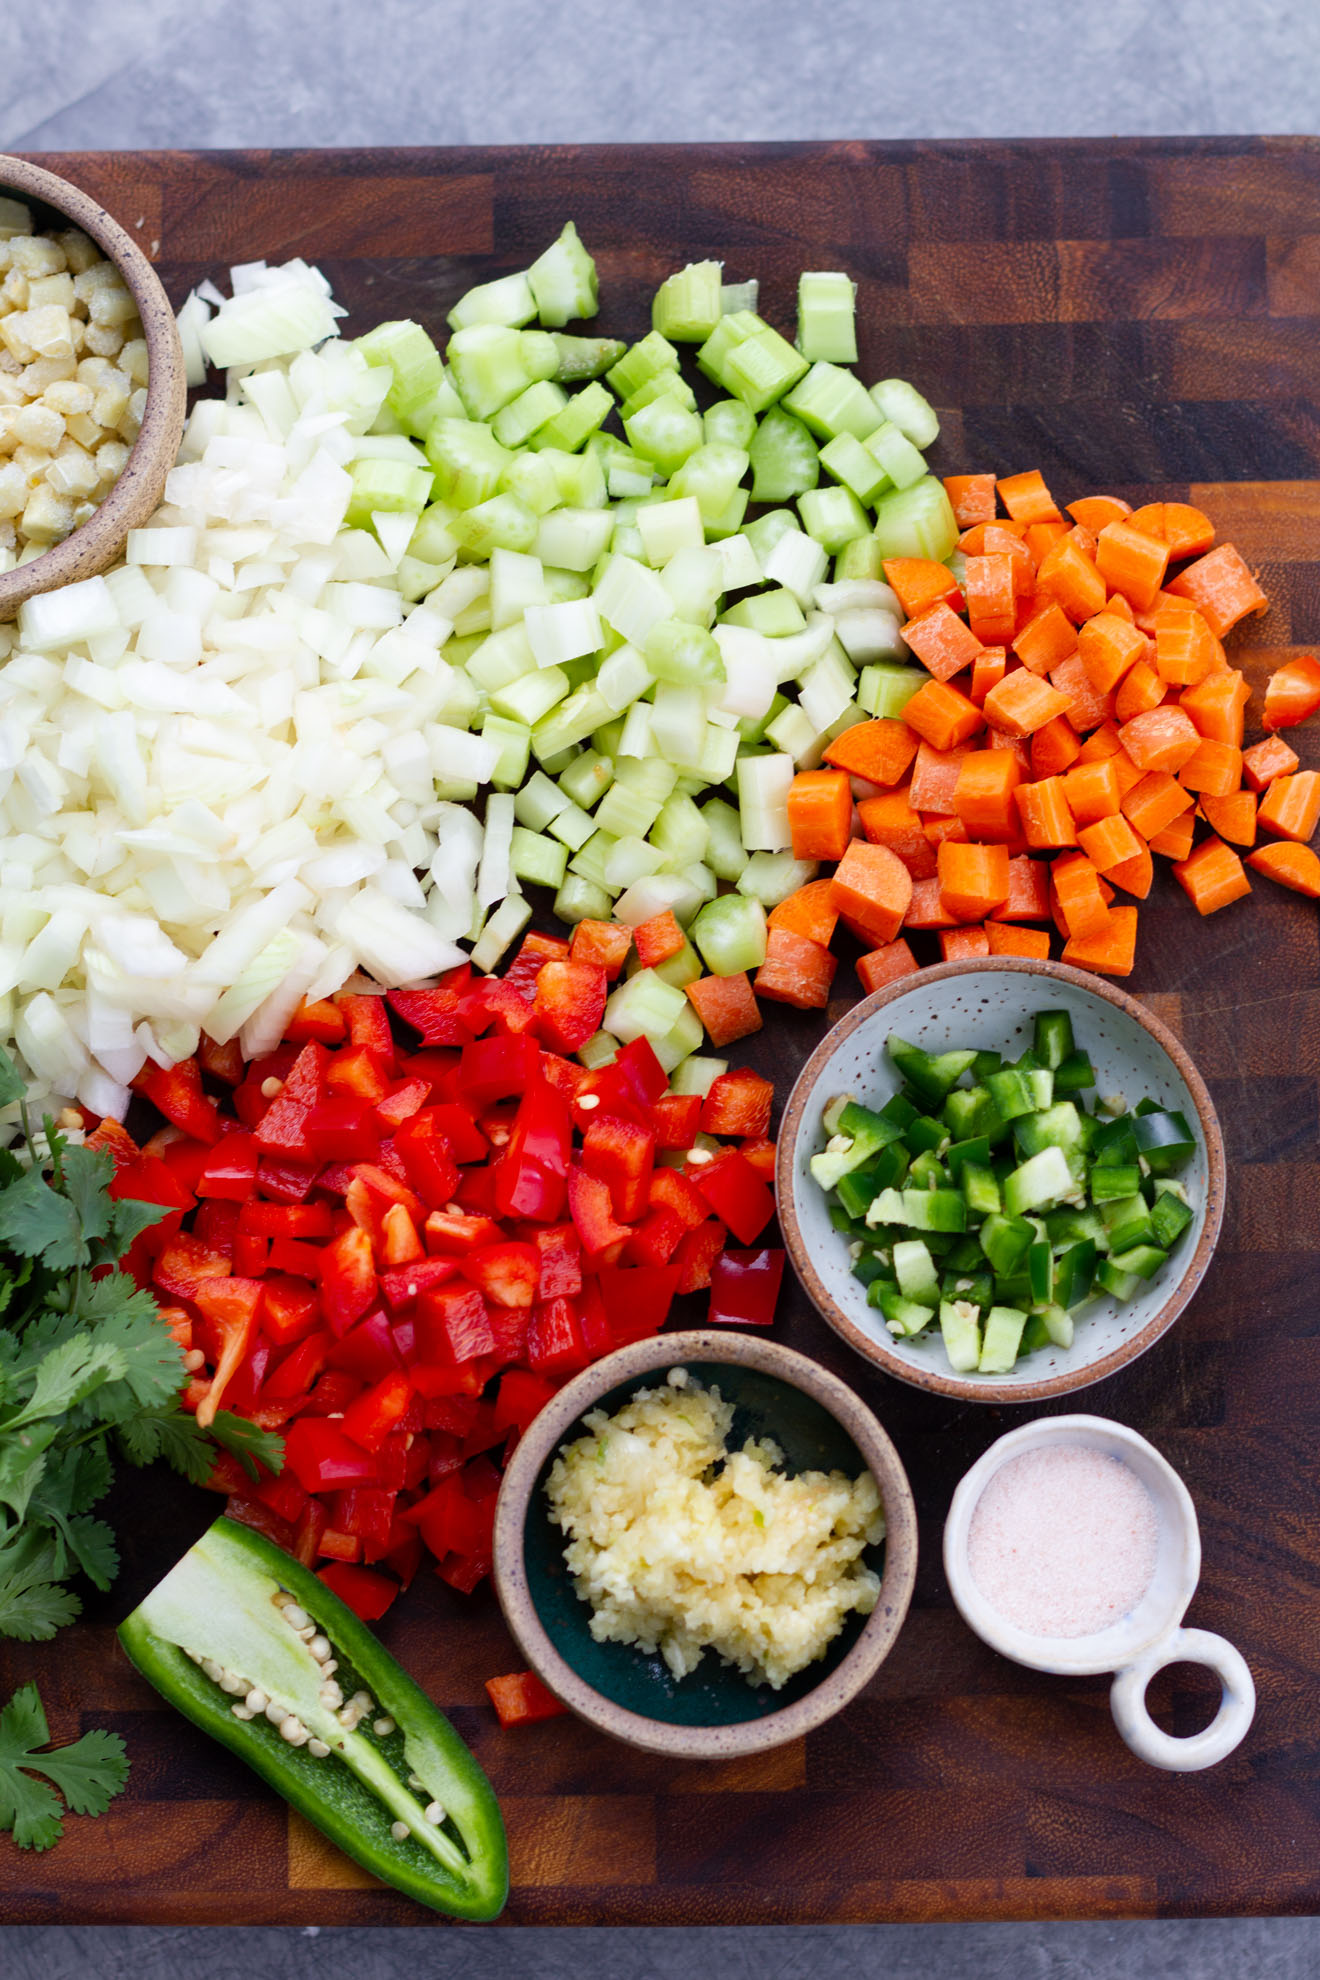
top-left (0, 154), bottom-right (186, 619)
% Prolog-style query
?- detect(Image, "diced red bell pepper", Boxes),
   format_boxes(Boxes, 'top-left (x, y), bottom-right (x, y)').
top-left (379, 1202), bottom-right (424, 1266)
top-left (699, 1068), bottom-right (774, 1139)
top-left (378, 1257), bottom-right (459, 1311)
top-left (254, 1157), bottom-right (320, 1203)
top-left (485, 1669), bottom-right (568, 1727)
top-left (301, 1370), bottom-right (365, 1417)
top-left (526, 1297), bottom-right (589, 1375)
top-left (582, 1113), bottom-right (655, 1223)
top-left (285, 1417), bottom-right (380, 1492)
top-left (427, 1102), bottom-right (487, 1165)
top-left (304, 1096), bottom-right (381, 1164)
top-left (393, 1110), bottom-right (461, 1211)
top-left (135, 1057), bottom-right (223, 1145)
top-left (263, 1328), bottom-right (333, 1399)
top-left (740, 1137), bottom-right (777, 1180)
top-left (260, 1277), bottom-right (322, 1348)
top-left (219, 1337), bottom-right (272, 1418)
top-left (709, 1247), bottom-right (785, 1326)
top-left (327, 1311), bottom-right (406, 1385)
top-left (567, 1167), bottom-right (630, 1259)
top-left (462, 1240), bottom-right (539, 1309)
top-left (375, 1078), bottom-right (431, 1131)
top-left (612, 1037), bottom-right (669, 1107)
top-left (692, 1150), bottom-right (775, 1245)
top-left (327, 1046), bottom-right (392, 1105)
top-left (437, 1548), bottom-right (493, 1594)
top-left (457, 1033), bottom-right (541, 1109)
top-left (596, 1264), bottom-right (681, 1346)
top-left (280, 1040), bottom-right (331, 1108)
top-left (224, 1494), bottom-right (296, 1552)
top-left (319, 1225), bottom-right (377, 1336)
top-left (318, 1527), bottom-right (363, 1563)
top-left (85, 1117), bottom-right (139, 1167)
top-left (532, 960), bottom-right (607, 1054)
top-left (253, 1094), bottom-right (315, 1164)
top-left (650, 1094), bottom-right (702, 1150)
top-left (648, 1166), bottom-right (708, 1230)
top-left (252, 1473), bottom-right (308, 1525)
top-left (285, 997), bottom-right (348, 1045)
top-left (156, 1135), bottom-right (216, 1197)
top-left (458, 978), bottom-right (541, 1038)
top-left (192, 1277), bottom-right (263, 1427)
top-left (292, 1497), bottom-right (329, 1568)
top-left (388, 986), bottom-right (474, 1046)
top-left (631, 910), bottom-right (685, 969)
top-left (341, 1371), bottom-right (414, 1453)
top-left (195, 1131), bottom-right (259, 1200)
top-left (579, 1280), bottom-right (613, 1360)
top-left (675, 1219), bottom-right (727, 1294)
top-left (201, 1450), bottom-right (252, 1496)
top-left (317, 1560), bottom-right (397, 1621)
top-left (345, 1162), bottom-right (426, 1233)
top-left (233, 1233), bottom-right (269, 1277)
top-left (494, 1079), bottom-right (572, 1222)
top-left (539, 1052), bottom-right (590, 1105)
top-left (337, 993), bottom-right (395, 1065)
top-left (193, 1198), bottom-right (239, 1253)
top-left (199, 1033), bottom-right (246, 1085)
top-left (239, 1201), bottom-right (334, 1240)
top-left (425, 1209), bottom-right (499, 1255)
top-left (625, 1203), bottom-right (687, 1268)
top-left (534, 1223), bottom-right (582, 1298)
top-left (418, 1285), bottom-right (496, 1364)
top-left (503, 930), bottom-right (571, 1001)
top-left (492, 1368), bottom-right (559, 1435)
top-left (328, 1485), bottom-right (397, 1560)
top-left (485, 1304), bottom-right (531, 1369)
top-left (153, 1234), bottom-right (232, 1303)
top-left (569, 919), bottom-right (633, 979)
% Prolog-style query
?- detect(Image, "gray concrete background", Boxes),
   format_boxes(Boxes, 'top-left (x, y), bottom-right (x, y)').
top-left (4, 0), bottom-right (1320, 1969)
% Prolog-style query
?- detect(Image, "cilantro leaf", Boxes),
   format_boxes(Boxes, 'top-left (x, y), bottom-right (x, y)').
top-left (57, 1147), bottom-right (115, 1250)
top-left (95, 1194), bottom-right (168, 1265)
top-left (0, 1171), bottom-right (86, 1272)
top-left (3, 1335), bottom-right (126, 1430)
top-left (116, 1407), bottom-right (216, 1484)
top-left (0, 1425), bottom-right (56, 1526)
top-left (0, 1047), bottom-right (24, 1110)
top-left (0, 1531), bottom-right (81, 1642)
top-left (209, 1410), bottom-right (285, 1481)
top-left (60, 1516), bottom-right (118, 1593)
top-left (0, 1682), bottom-right (129, 1850)
top-left (31, 1442), bottom-right (113, 1521)
top-left (76, 1282), bottom-right (185, 1412)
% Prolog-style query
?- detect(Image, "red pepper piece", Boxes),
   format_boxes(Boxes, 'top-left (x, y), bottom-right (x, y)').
top-left (284, 997), bottom-right (348, 1045)
top-left (459, 980), bottom-right (540, 1037)
top-left (582, 1113), bottom-right (655, 1224)
top-left (195, 1131), bottom-right (259, 1200)
top-left (340, 1371), bottom-right (414, 1453)
top-left (457, 1033), bottom-right (540, 1109)
top-left (193, 1277), bottom-right (263, 1427)
top-left (292, 1497), bottom-right (328, 1568)
top-left (285, 1417), bottom-right (379, 1491)
top-left (632, 910), bottom-right (686, 969)
top-left (699, 1068), bottom-right (774, 1139)
top-left (418, 1285), bottom-right (496, 1364)
top-left (85, 1117), bottom-right (139, 1167)
top-left (485, 1670), bottom-right (568, 1727)
top-left (193, 1198), bottom-right (239, 1253)
top-left (224, 1495), bottom-right (296, 1553)
top-left (485, 1304), bottom-right (531, 1368)
top-left (280, 1040), bottom-right (331, 1108)
top-left (692, 1150), bottom-right (775, 1245)
top-left (532, 959), bottom-right (607, 1054)
top-left (316, 1560), bottom-right (397, 1621)
top-left (267, 1236), bottom-right (325, 1280)
top-left (301, 1370), bottom-right (364, 1418)
top-left (326, 1046), bottom-right (392, 1105)
top-left (462, 1240), bottom-right (539, 1309)
top-left (134, 1056), bottom-right (223, 1145)
top-left (740, 1137), bottom-right (776, 1180)
top-left (503, 930), bottom-right (571, 1002)
top-left (423, 1210), bottom-right (498, 1256)
top-left (151, 1134), bottom-right (214, 1198)
top-left (303, 1096), bottom-right (382, 1164)
top-left (318, 1225), bottom-right (376, 1336)
top-left (327, 1311), bottom-right (407, 1384)
top-left (494, 1080), bottom-right (572, 1222)
top-left (674, 1219), bottom-right (727, 1294)
top-left (232, 1233), bottom-right (269, 1277)
top-left (595, 1263), bottom-right (681, 1346)
top-left (566, 1167), bottom-right (630, 1259)
top-left (650, 1094), bottom-right (702, 1150)
top-left (199, 1034), bottom-right (246, 1085)
top-left (374, 1078), bottom-right (431, 1130)
top-left (437, 1549), bottom-right (492, 1594)
top-left (492, 1369), bottom-right (559, 1436)
top-left (327, 1486), bottom-right (398, 1559)
top-left (318, 1527), bottom-right (362, 1563)
top-left (252, 1473), bottom-right (308, 1525)
top-left (254, 1157), bottom-right (320, 1203)
top-left (625, 1202), bottom-right (687, 1268)
top-left (648, 1166), bottom-right (709, 1230)
top-left (709, 1247), bottom-right (785, 1326)
top-left (336, 993), bottom-right (395, 1065)
top-left (153, 1234), bottom-right (232, 1303)
top-left (578, 1280), bottom-right (614, 1360)
top-left (263, 1329), bottom-right (332, 1399)
top-left (378, 1257), bottom-right (459, 1312)
top-left (378, 1203), bottom-right (424, 1267)
top-left (526, 1297), bottom-right (589, 1374)
top-left (392, 1110), bottom-right (461, 1212)
top-left (239, 1201), bottom-right (334, 1240)
top-left (252, 1091), bottom-right (315, 1163)
top-left (427, 1102), bottom-right (487, 1165)
top-left (387, 986), bottom-right (474, 1046)
top-left (260, 1278), bottom-right (323, 1349)
top-left (534, 1223), bottom-right (582, 1298)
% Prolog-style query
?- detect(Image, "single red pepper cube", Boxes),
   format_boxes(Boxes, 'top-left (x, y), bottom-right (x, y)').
top-left (378, 1256), bottom-right (459, 1312)
top-left (692, 1151), bottom-right (775, 1245)
top-left (387, 986), bottom-right (474, 1047)
top-left (612, 1037), bottom-right (669, 1107)
top-left (485, 1304), bottom-right (531, 1369)
top-left (526, 1297), bottom-right (589, 1375)
top-left (195, 1130), bottom-right (259, 1200)
top-left (503, 929), bottom-right (571, 1001)
top-left (284, 996), bottom-right (348, 1045)
top-left (485, 1670), bottom-right (568, 1727)
top-left (153, 1234), bottom-right (233, 1303)
top-left (284, 1416), bottom-right (380, 1493)
top-left (698, 1068), bottom-right (774, 1139)
top-left (595, 1263), bottom-right (681, 1346)
top-left (674, 1218), bottom-right (727, 1294)
top-left (631, 910), bottom-right (686, 970)
top-left (252, 1473), bottom-right (308, 1525)
top-left (436, 1549), bottom-right (493, 1595)
top-left (650, 1094), bottom-right (702, 1150)
top-left (301, 1370), bottom-right (365, 1418)
top-left (418, 1285), bottom-right (496, 1364)
top-left (193, 1198), bottom-right (239, 1252)
top-left (292, 1497), bottom-right (328, 1568)
top-left (340, 1370), bottom-right (415, 1453)
top-left (457, 1033), bottom-right (541, 1109)
top-left (336, 992), bottom-right (395, 1066)
top-left (327, 1485), bottom-right (398, 1559)
top-left (134, 1056), bottom-right (223, 1145)
top-left (253, 1094), bottom-right (316, 1164)
top-left (495, 1081), bottom-right (573, 1222)
top-left (458, 980), bottom-right (539, 1037)
top-left (318, 1225), bottom-right (377, 1336)
top-left (708, 1247), bottom-right (785, 1326)
top-left (492, 1368), bottom-right (559, 1436)
top-left (462, 1240), bottom-right (540, 1309)
top-left (566, 1167), bottom-right (630, 1258)
top-left (740, 1137), bottom-right (776, 1180)
top-left (424, 1209), bottom-right (500, 1256)
top-left (578, 1280), bottom-right (613, 1361)
top-left (280, 1040), bottom-right (331, 1108)
top-left (263, 1329), bottom-right (333, 1401)
top-left (375, 1078), bottom-right (431, 1131)
top-left (582, 1113), bottom-right (655, 1224)
top-left (648, 1166), bottom-right (709, 1231)
top-left (302, 1096), bottom-right (381, 1165)
top-left (254, 1157), bottom-right (320, 1203)
top-left (238, 1201), bottom-right (334, 1239)
top-left (534, 1223), bottom-right (582, 1298)
top-left (393, 1112), bottom-right (461, 1212)
top-left (317, 1526), bottom-right (363, 1563)
top-left (569, 918), bottom-right (633, 979)
top-left (532, 959), bottom-right (608, 1054)
top-left (198, 1033), bottom-right (246, 1085)
top-left (260, 1277), bottom-right (322, 1349)
top-left (539, 1051), bottom-right (589, 1105)
top-left (426, 1102), bottom-right (487, 1165)
top-left (326, 1045), bottom-right (393, 1105)
top-left (326, 1311), bottom-right (405, 1385)
top-left (232, 1233), bottom-right (269, 1277)
top-left (316, 1560), bottom-right (397, 1621)
top-left (455, 1164), bottom-right (500, 1216)
top-left (224, 1494), bottom-right (296, 1553)
top-left (625, 1202), bottom-right (687, 1268)
top-left (267, 1235), bottom-right (326, 1280)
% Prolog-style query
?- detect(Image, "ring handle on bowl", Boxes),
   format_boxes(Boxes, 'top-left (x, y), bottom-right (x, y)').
top-left (1109, 1627), bottom-right (1255, 1772)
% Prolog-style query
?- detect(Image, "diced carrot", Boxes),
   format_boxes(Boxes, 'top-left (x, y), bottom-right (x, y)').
top-left (856, 938), bottom-right (921, 993)
top-left (939, 924), bottom-right (991, 962)
top-left (857, 786), bottom-right (937, 877)
top-left (1067, 495), bottom-right (1132, 533)
top-left (953, 749), bottom-right (1024, 840)
top-left (1026, 520), bottom-right (1072, 566)
top-left (1152, 607), bottom-right (1218, 687)
top-left (1114, 659), bottom-right (1166, 724)
top-left (1030, 713), bottom-right (1083, 779)
top-left (1117, 707), bottom-right (1202, 774)
top-left (901, 602), bottom-right (984, 683)
top-left (1242, 735), bottom-right (1300, 793)
top-left (989, 731), bottom-right (1033, 776)
top-left (1012, 598), bottom-right (1078, 676)
top-left (1015, 777), bottom-right (1077, 851)
top-left (1198, 790), bottom-right (1256, 848)
top-left (908, 742), bottom-right (973, 815)
top-left (1050, 650), bottom-right (1113, 734)
top-left (1172, 835), bottom-right (1251, 915)
top-left (1051, 852), bottom-right (1113, 939)
top-left (1035, 535), bottom-right (1107, 623)
top-left (987, 922), bottom-right (1051, 958)
top-left (983, 669), bottom-right (1074, 738)
top-left (1077, 720), bottom-right (1123, 762)
top-left (990, 855), bottom-right (1051, 922)
top-left (982, 527), bottom-right (1035, 588)
top-left (1062, 756), bottom-right (1122, 825)
top-left (1127, 501), bottom-right (1216, 560)
top-left (1110, 748), bottom-right (1146, 798)
top-left (1122, 770), bottom-right (1195, 841)
top-left (1077, 811), bottom-right (1144, 874)
top-left (829, 840), bottom-right (914, 945)
top-left (1134, 588), bottom-right (1194, 636)
top-left (902, 677), bottom-right (984, 753)
top-left (960, 522), bottom-right (1023, 555)
top-left (822, 717), bottom-right (919, 787)
top-left (684, 973), bottom-right (763, 1048)
top-left (924, 813), bottom-right (969, 849)
top-left (944, 474), bottom-right (997, 528)
top-left (883, 557), bottom-right (964, 621)
top-left (970, 645), bottom-right (1008, 706)
top-left (1166, 543), bottom-right (1268, 637)
top-left (632, 910), bottom-right (685, 969)
top-left (998, 469), bottom-right (1061, 524)
top-left (1245, 841), bottom-right (1320, 897)
top-left (1094, 520), bottom-right (1171, 612)
top-left (1263, 655), bottom-right (1320, 732)
top-left (1061, 903), bottom-right (1138, 976)
top-left (1106, 841), bottom-right (1155, 898)
top-left (769, 879), bottom-right (838, 948)
top-left (570, 919), bottom-right (633, 978)
top-left (1105, 592), bottom-right (1137, 625)
top-left (753, 926), bottom-right (838, 1010)
top-left (1147, 809), bottom-right (1198, 860)
top-left (786, 768), bottom-right (854, 862)
top-left (937, 840), bottom-right (1011, 921)
top-left (963, 554), bottom-right (1018, 644)
top-left (1178, 738), bottom-right (1243, 798)
top-left (1258, 771), bottom-right (1320, 844)
top-left (1078, 612), bottom-right (1147, 695)
top-left (1180, 668), bottom-right (1250, 746)
top-left (904, 877), bottom-right (956, 930)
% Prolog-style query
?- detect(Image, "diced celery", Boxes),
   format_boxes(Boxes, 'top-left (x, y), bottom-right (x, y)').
top-left (469, 893), bottom-right (532, 972)
top-left (652, 260), bottom-right (724, 342)
top-left (481, 713), bottom-right (532, 789)
top-left (534, 507), bottom-right (613, 571)
top-left (547, 800), bottom-right (597, 850)
top-left (834, 535), bottom-right (888, 582)
top-left (448, 324), bottom-right (546, 419)
top-left (509, 825), bottom-right (569, 888)
top-left (649, 683), bottom-right (707, 766)
top-left (783, 361), bottom-right (881, 441)
top-left (533, 380), bottom-right (613, 453)
top-left (797, 271), bottom-right (858, 364)
top-left (465, 624), bottom-right (535, 692)
top-left (864, 420), bottom-right (928, 491)
top-left (644, 619), bottom-right (725, 687)
top-left (409, 500), bottom-right (462, 565)
top-left (699, 722), bottom-right (740, 783)
top-left (763, 702), bottom-right (820, 767)
top-left (531, 686), bottom-right (613, 761)
top-left (569, 828), bottom-right (618, 891)
top-left (700, 485), bottom-right (749, 541)
top-left (834, 607), bottom-right (905, 663)
top-left (651, 792), bottom-right (709, 866)
top-left (491, 378), bottom-right (568, 448)
top-left (514, 769), bottom-right (570, 832)
top-left (499, 449), bottom-right (564, 516)
top-left (618, 701), bottom-right (652, 758)
top-left (604, 835), bottom-right (666, 890)
top-left (425, 419), bottom-right (511, 509)
top-left (522, 596), bottom-right (602, 669)
top-left (799, 645), bottom-right (857, 732)
top-left (619, 371), bottom-right (699, 420)
top-left (871, 477), bottom-right (959, 561)
top-left (558, 747), bottom-right (613, 809)
top-left (667, 442), bottom-right (750, 525)
top-left (448, 270), bottom-right (537, 330)
top-left (554, 874), bottom-right (613, 925)
top-left (660, 545), bottom-right (725, 626)
top-left (704, 398), bottom-right (758, 450)
top-left (738, 690), bottom-right (789, 748)
top-left (690, 892), bottom-right (768, 975)
top-left (449, 493), bottom-right (539, 557)
top-left (489, 664), bottom-right (570, 726)
top-left (724, 325), bottom-right (811, 412)
top-left (603, 968), bottom-right (688, 1043)
top-left (356, 318), bottom-right (445, 426)
top-left (723, 589), bottom-right (806, 637)
top-left (594, 552), bottom-right (675, 646)
top-left (736, 851), bottom-right (818, 906)
top-left (637, 496), bottom-right (705, 566)
top-left (543, 564), bottom-right (594, 601)
top-left (607, 330), bottom-right (681, 400)
top-left (747, 405), bottom-right (821, 503)
top-left (712, 532), bottom-right (762, 592)
top-left (345, 456), bottom-right (432, 530)
top-left (651, 998), bottom-right (705, 1073)
top-left (624, 393), bottom-right (705, 476)
top-left (594, 777), bottom-right (665, 840)
top-left (670, 1054), bottom-right (729, 1097)
top-left (696, 310), bottom-right (763, 391)
top-left (858, 660), bottom-right (926, 718)
top-left (546, 446), bottom-right (607, 508)
top-left (870, 377), bottom-right (940, 449)
top-left (720, 280), bottom-right (759, 314)
top-left (700, 796), bottom-right (749, 882)
top-left (798, 484), bottom-right (871, 553)
top-left (743, 507), bottom-right (801, 565)
top-left (761, 528), bottom-right (829, 607)
top-left (553, 333), bottom-right (626, 381)
top-left (596, 642), bottom-right (652, 711)
top-left (528, 221), bottom-right (598, 327)
top-left (818, 431), bottom-right (888, 506)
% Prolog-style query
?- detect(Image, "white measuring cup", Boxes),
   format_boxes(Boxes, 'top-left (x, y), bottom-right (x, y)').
top-left (943, 1414), bottom-right (1255, 1772)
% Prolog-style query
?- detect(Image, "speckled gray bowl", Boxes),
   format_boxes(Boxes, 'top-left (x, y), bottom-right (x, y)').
top-left (778, 959), bottom-right (1225, 1403)
top-left (0, 154), bottom-right (187, 621)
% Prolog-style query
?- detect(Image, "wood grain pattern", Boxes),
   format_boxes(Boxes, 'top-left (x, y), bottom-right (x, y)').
top-left (3, 136), bottom-right (1320, 1929)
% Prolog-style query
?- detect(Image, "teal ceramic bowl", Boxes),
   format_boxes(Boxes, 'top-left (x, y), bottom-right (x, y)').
top-left (491, 1330), bottom-right (917, 1759)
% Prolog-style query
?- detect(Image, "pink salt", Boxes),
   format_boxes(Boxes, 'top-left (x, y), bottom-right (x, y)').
top-left (966, 1445), bottom-right (1159, 1639)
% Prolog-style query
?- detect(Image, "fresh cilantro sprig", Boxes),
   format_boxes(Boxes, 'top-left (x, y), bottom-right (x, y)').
top-left (0, 1044), bottom-right (284, 1642)
top-left (0, 1681), bottom-right (129, 1850)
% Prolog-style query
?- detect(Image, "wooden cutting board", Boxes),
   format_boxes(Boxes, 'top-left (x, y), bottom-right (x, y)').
top-left (3, 138), bottom-right (1320, 1928)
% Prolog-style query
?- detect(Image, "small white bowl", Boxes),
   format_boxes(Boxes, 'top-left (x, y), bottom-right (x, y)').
top-left (943, 1414), bottom-right (1255, 1772)
top-left (777, 958), bottom-right (1226, 1403)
